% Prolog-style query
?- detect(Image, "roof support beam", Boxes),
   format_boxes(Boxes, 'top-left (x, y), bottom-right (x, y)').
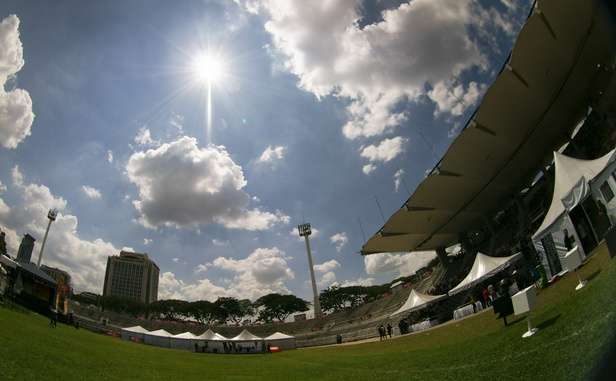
top-left (507, 64), bottom-right (529, 88)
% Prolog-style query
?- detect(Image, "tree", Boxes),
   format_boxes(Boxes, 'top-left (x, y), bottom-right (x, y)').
top-left (254, 293), bottom-right (309, 322)
top-left (148, 299), bottom-right (189, 320)
top-left (215, 297), bottom-right (243, 324)
top-left (189, 300), bottom-right (221, 325)
top-left (100, 296), bottom-right (145, 317)
top-left (320, 286), bottom-right (367, 313)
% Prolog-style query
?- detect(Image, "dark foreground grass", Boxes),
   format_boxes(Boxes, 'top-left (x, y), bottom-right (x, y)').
top-left (1, 248), bottom-right (615, 381)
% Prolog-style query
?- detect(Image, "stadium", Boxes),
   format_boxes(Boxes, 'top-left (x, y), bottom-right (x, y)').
top-left (1, 0), bottom-right (616, 380)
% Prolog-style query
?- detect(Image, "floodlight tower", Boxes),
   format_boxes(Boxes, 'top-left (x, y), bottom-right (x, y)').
top-left (37, 209), bottom-right (57, 267)
top-left (298, 223), bottom-right (322, 319)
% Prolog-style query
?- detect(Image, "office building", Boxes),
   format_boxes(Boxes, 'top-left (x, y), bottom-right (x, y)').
top-left (102, 250), bottom-right (159, 303)
top-left (16, 234), bottom-right (36, 263)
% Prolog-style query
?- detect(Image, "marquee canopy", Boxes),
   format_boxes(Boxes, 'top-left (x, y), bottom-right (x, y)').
top-left (172, 332), bottom-right (198, 339)
top-left (533, 149), bottom-right (616, 239)
top-left (231, 329), bottom-right (262, 341)
top-left (122, 326), bottom-right (149, 334)
top-left (362, 0), bottom-right (612, 255)
top-left (390, 289), bottom-right (447, 317)
top-left (197, 329), bottom-right (227, 341)
top-left (264, 332), bottom-right (295, 340)
top-left (448, 253), bottom-right (521, 295)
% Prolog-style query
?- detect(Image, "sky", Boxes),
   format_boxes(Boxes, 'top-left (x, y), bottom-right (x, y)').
top-left (0, 0), bottom-right (531, 302)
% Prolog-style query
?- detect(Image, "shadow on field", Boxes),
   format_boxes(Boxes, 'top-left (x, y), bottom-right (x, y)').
top-left (585, 269), bottom-right (602, 283)
top-left (536, 314), bottom-right (561, 331)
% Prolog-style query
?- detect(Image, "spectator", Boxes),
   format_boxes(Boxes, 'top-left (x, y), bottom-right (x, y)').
top-left (378, 324), bottom-right (385, 340)
top-left (482, 287), bottom-right (490, 307)
top-left (386, 323), bottom-right (393, 338)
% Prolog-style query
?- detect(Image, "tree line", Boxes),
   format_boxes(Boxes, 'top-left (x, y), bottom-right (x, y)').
top-left (72, 293), bottom-right (310, 324)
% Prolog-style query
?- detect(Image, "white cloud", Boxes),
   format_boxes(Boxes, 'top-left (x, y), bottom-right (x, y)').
top-left (314, 259), bottom-right (341, 289)
top-left (428, 80), bottom-right (483, 117)
top-left (362, 164), bottom-right (376, 175)
top-left (106, 150), bottom-right (114, 163)
top-left (121, 246), bottom-right (135, 252)
top-left (81, 185), bottom-right (102, 200)
top-left (134, 127), bottom-right (159, 146)
top-left (329, 232), bottom-right (348, 252)
top-left (0, 15), bottom-right (35, 149)
top-left (364, 251), bottom-right (437, 278)
top-left (158, 271), bottom-right (229, 301)
top-left (210, 247), bottom-right (295, 300)
top-left (126, 136), bottom-right (289, 231)
top-left (172, 257), bottom-right (180, 263)
top-left (257, 145), bottom-right (286, 164)
top-left (0, 166), bottom-right (118, 292)
top-left (195, 263), bottom-right (209, 273)
top-left (314, 259), bottom-right (340, 274)
top-left (0, 180), bottom-right (6, 193)
top-left (143, 238), bottom-right (152, 245)
top-left (256, 0), bottom-right (490, 140)
top-left (394, 169), bottom-right (405, 192)
top-left (360, 137), bottom-right (408, 163)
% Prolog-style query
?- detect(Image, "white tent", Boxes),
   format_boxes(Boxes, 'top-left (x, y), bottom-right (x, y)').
top-left (170, 332), bottom-right (198, 351)
top-left (143, 329), bottom-right (172, 348)
top-left (230, 329), bottom-right (262, 341)
top-left (532, 149), bottom-right (616, 278)
top-left (197, 328), bottom-right (227, 341)
top-left (390, 289), bottom-right (447, 317)
top-left (120, 325), bottom-right (149, 342)
top-left (264, 332), bottom-right (296, 350)
top-left (448, 253), bottom-right (521, 295)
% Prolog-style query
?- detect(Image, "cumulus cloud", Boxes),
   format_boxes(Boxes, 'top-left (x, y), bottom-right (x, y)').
top-left (81, 185), bottom-right (102, 200)
top-left (360, 137), bottom-right (408, 163)
top-left (0, 15), bottom-right (35, 149)
top-left (329, 232), bottom-right (348, 252)
top-left (212, 238), bottom-right (230, 247)
top-left (364, 251), bottom-right (437, 278)
top-left (257, 145), bottom-right (286, 164)
top-left (362, 164), bottom-right (376, 175)
top-left (126, 136), bottom-right (289, 230)
top-left (0, 166), bottom-right (117, 292)
top-left (428, 81), bottom-right (483, 117)
top-left (255, 0), bottom-right (494, 141)
top-left (314, 259), bottom-right (340, 289)
top-left (106, 150), bottom-right (114, 164)
top-left (210, 247), bottom-right (295, 300)
top-left (158, 271), bottom-right (229, 301)
top-left (143, 238), bottom-right (152, 245)
top-left (0, 180), bottom-right (6, 193)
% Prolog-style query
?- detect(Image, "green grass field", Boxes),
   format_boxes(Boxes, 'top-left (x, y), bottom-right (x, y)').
top-left (2, 247), bottom-right (615, 381)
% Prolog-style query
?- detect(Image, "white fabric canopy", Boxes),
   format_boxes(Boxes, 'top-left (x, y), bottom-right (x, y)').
top-left (264, 332), bottom-right (295, 340)
top-left (143, 329), bottom-right (173, 348)
top-left (390, 289), bottom-right (447, 316)
top-left (230, 329), bottom-right (262, 341)
top-left (122, 326), bottom-right (149, 334)
top-left (172, 332), bottom-right (197, 339)
top-left (448, 252), bottom-right (521, 295)
top-left (533, 149), bottom-right (616, 239)
top-left (197, 329), bottom-right (227, 341)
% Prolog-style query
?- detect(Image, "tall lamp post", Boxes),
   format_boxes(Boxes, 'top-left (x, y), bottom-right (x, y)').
top-left (298, 223), bottom-right (322, 319)
top-left (37, 209), bottom-right (57, 267)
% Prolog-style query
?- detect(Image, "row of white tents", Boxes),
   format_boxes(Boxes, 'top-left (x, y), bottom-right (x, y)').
top-left (391, 252), bottom-right (521, 317)
top-left (121, 327), bottom-right (296, 352)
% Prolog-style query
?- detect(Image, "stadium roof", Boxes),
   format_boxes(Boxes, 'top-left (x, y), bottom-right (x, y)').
top-left (362, 0), bottom-right (613, 255)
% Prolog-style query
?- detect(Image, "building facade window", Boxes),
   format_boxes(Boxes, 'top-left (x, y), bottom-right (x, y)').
top-left (600, 180), bottom-right (614, 203)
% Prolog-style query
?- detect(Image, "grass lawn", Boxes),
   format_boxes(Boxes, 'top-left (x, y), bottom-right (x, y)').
top-left (1, 245), bottom-right (615, 381)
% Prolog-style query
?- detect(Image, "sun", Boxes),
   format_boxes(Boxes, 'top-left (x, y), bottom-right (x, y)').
top-left (191, 53), bottom-right (224, 84)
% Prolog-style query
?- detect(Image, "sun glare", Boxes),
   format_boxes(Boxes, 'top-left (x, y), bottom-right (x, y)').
top-left (192, 53), bottom-right (224, 84)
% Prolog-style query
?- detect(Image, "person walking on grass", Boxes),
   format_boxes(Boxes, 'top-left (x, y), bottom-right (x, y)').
top-left (49, 308), bottom-right (57, 328)
top-left (378, 324), bottom-right (385, 340)
top-left (386, 323), bottom-right (393, 338)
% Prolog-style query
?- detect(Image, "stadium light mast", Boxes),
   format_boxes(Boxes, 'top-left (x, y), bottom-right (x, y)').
top-left (298, 223), bottom-right (322, 319)
top-left (37, 209), bottom-right (57, 267)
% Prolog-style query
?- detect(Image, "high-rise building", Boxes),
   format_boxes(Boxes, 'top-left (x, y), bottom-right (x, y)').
top-left (0, 230), bottom-right (7, 256)
top-left (102, 250), bottom-right (159, 304)
top-left (41, 265), bottom-right (72, 288)
top-left (16, 234), bottom-right (36, 263)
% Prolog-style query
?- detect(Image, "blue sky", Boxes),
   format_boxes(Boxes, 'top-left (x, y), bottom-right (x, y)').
top-left (0, 0), bottom-right (530, 302)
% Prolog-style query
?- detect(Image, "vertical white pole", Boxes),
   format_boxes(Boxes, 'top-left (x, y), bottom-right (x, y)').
top-left (37, 218), bottom-right (53, 267)
top-left (304, 235), bottom-right (321, 319)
